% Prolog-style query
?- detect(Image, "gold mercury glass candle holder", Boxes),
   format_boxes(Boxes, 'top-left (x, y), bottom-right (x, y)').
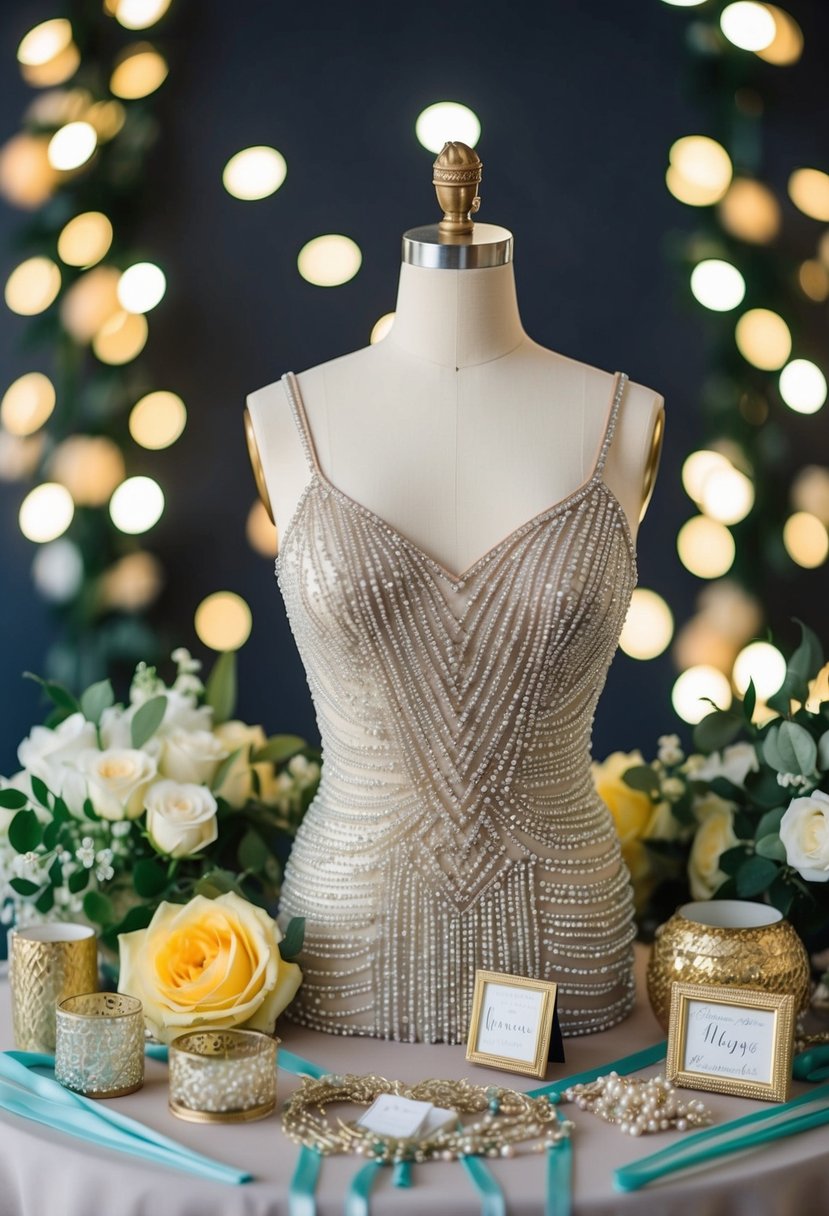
top-left (55, 992), bottom-right (145, 1098)
top-left (168, 1029), bottom-right (279, 1123)
top-left (10, 923), bottom-right (99, 1053)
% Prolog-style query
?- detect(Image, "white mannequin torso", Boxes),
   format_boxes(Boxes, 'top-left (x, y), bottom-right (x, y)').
top-left (246, 261), bottom-right (664, 576)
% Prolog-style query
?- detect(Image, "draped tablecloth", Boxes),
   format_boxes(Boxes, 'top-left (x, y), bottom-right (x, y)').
top-left (1, 945), bottom-right (827, 1215)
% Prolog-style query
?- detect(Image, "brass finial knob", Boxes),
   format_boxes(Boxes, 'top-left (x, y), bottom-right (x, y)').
top-left (433, 141), bottom-right (482, 236)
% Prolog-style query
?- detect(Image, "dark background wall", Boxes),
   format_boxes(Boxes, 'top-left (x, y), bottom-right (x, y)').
top-left (1, 0), bottom-right (828, 776)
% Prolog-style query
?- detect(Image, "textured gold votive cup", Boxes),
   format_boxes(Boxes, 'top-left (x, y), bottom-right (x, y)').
top-left (168, 1029), bottom-right (279, 1123)
top-left (55, 992), bottom-right (145, 1098)
top-left (10, 923), bottom-right (99, 1053)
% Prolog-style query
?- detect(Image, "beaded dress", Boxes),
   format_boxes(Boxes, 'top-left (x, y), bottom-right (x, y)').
top-left (275, 369), bottom-right (638, 1042)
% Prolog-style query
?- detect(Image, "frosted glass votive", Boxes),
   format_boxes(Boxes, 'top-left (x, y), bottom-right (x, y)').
top-left (168, 1029), bottom-right (278, 1123)
top-left (55, 992), bottom-right (144, 1098)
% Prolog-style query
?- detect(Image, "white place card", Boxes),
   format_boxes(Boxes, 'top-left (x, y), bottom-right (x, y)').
top-left (357, 1094), bottom-right (435, 1138)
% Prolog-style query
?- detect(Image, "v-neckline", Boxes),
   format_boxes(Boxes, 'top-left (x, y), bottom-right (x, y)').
top-left (276, 369), bottom-right (632, 587)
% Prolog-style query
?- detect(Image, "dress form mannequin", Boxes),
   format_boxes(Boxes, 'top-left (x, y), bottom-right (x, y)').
top-left (244, 143), bottom-right (665, 1042)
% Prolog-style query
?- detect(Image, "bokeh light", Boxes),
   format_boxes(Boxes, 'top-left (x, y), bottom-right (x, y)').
top-left (783, 512), bottom-right (829, 568)
top-left (778, 359), bottom-right (827, 414)
top-left (672, 665), bottom-right (733, 724)
top-left (49, 435), bottom-right (126, 506)
top-left (60, 265), bottom-right (121, 342)
top-left (195, 591), bottom-right (252, 651)
top-left (109, 475), bottom-right (164, 533)
top-left (17, 18), bottom-right (72, 66)
top-left (246, 500), bottom-right (277, 557)
top-left (32, 538), bottom-right (83, 602)
top-left (117, 262), bottom-right (166, 313)
top-left (732, 641), bottom-right (786, 698)
top-left (718, 178), bottom-right (781, 243)
top-left (677, 516), bottom-right (736, 578)
top-left (1, 372), bottom-right (55, 436)
top-left (112, 0), bottom-right (172, 29)
top-left (223, 146), bottom-right (286, 200)
top-left (699, 465), bottom-right (755, 525)
top-left (619, 589), bottom-right (674, 660)
top-left (19, 482), bottom-right (74, 543)
top-left (756, 5), bottom-right (803, 64)
top-left (720, 2), bottom-right (776, 50)
top-left (0, 134), bottom-right (60, 209)
top-left (110, 43), bottom-right (168, 99)
top-left (415, 102), bottom-right (480, 153)
top-left (788, 169), bottom-right (829, 222)
top-left (370, 313), bottom-right (395, 343)
top-left (47, 121), bottom-right (97, 171)
top-left (0, 433), bottom-right (44, 482)
top-left (690, 259), bottom-right (745, 311)
top-left (129, 390), bottom-right (187, 449)
top-left (735, 308), bottom-right (791, 369)
top-left (4, 257), bottom-right (61, 315)
top-left (792, 466), bottom-right (829, 524)
top-left (682, 449), bottom-right (731, 504)
top-left (92, 309), bottom-right (148, 364)
top-left (99, 551), bottom-right (163, 611)
top-left (298, 235), bottom-right (362, 287)
top-left (667, 136), bottom-right (732, 206)
top-left (57, 211), bottom-right (113, 267)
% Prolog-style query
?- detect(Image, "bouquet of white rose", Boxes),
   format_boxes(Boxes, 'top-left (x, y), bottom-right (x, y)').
top-left (0, 646), bottom-right (319, 964)
top-left (594, 620), bottom-right (829, 944)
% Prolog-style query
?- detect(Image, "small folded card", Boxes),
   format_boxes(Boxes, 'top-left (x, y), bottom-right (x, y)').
top-left (357, 1094), bottom-right (435, 1139)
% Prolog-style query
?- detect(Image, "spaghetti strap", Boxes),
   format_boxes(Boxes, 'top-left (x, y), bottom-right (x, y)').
top-left (281, 371), bottom-right (322, 475)
top-left (594, 371), bottom-right (629, 478)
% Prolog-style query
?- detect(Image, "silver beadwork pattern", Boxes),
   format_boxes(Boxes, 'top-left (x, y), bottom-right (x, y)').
top-left (273, 369), bottom-right (638, 1043)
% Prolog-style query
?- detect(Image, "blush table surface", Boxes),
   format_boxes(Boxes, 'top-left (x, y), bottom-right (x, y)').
top-left (0, 944), bottom-right (827, 1216)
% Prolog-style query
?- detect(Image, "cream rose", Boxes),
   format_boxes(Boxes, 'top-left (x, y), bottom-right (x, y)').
top-left (18, 712), bottom-right (97, 785)
top-left (780, 791), bottom-right (829, 882)
top-left (695, 742), bottom-right (759, 788)
top-left (688, 798), bottom-right (738, 900)
top-left (145, 779), bottom-right (218, 858)
top-left (212, 721), bottom-right (267, 808)
top-left (76, 747), bottom-right (158, 820)
top-left (118, 892), bottom-right (303, 1042)
top-left (159, 727), bottom-right (229, 786)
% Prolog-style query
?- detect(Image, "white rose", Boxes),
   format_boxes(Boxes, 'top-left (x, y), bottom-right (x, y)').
top-left (688, 804), bottom-right (738, 900)
top-left (159, 727), bottom-right (229, 785)
top-left (780, 791), bottom-right (829, 883)
top-left (76, 748), bottom-right (158, 820)
top-left (212, 721), bottom-right (267, 808)
top-left (151, 689), bottom-right (213, 737)
top-left (695, 742), bottom-right (759, 789)
top-left (145, 780), bottom-right (218, 858)
top-left (18, 712), bottom-right (97, 785)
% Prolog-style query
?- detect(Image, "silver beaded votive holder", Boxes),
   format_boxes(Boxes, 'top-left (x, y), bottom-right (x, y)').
top-left (55, 993), bottom-right (145, 1099)
top-left (168, 1029), bottom-right (279, 1123)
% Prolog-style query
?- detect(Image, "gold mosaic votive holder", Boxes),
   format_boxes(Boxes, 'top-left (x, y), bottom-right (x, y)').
top-left (55, 992), bottom-right (145, 1098)
top-left (10, 923), bottom-right (99, 1053)
top-left (168, 1029), bottom-right (279, 1123)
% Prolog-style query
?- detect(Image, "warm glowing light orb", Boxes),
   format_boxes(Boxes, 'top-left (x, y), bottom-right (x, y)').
top-left (718, 178), bottom-right (781, 243)
top-left (117, 262), bottom-right (166, 313)
top-left (17, 18), bottom-right (72, 66)
top-left (690, 259), bottom-right (746, 311)
top-left (92, 309), bottom-right (148, 364)
top-left (699, 465), bottom-right (755, 525)
top-left (370, 313), bottom-right (395, 343)
top-left (113, 0), bottom-right (173, 29)
top-left (129, 390), bottom-right (187, 449)
top-left (47, 121), bottom-right (97, 171)
top-left (732, 641), bottom-right (786, 698)
top-left (195, 591), bottom-right (253, 651)
top-left (58, 212), bottom-right (113, 267)
top-left (1, 372), bottom-right (55, 436)
top-left (720, 2), bottom-right (776, 50)
top-left (778, 359), bottom-right (827, 414)
top-left (756, 5), bottom-right (803, 64)
top-left (222, 146), bottom-right (287, 201)
top-left (667, 136), bottom-right (732, 206)
top-left (677, 516), bottom-right (736, 578)
top-left (110, 44), bottom-right (168, 99)
top-left (619, 589), bottom-right (674, 660)
top-left (735, 308), bottom-right (791, 370)
top-left (672, 665), bottom-right (733, 724)
top-left (297, 235), bottom-right (362, 287)
top-left (682, 449), bottom-right (731, 504)
top-left (783, 512), bottom-right (829, 568)
top-left (100, 551), bottom-right (163, 611)
top-left (60, 265), bottom-right (121, 342)
top-left (0, 133), bottom-right (60, 209)
top-left (4, 257), bottom-right (61, 315)
top-left (246, 500), bottom-right (278, 557)
top-left (109, 475), bottom-right (164, 533)
top-left (792, 467), bottom-right (829, 525)
top-left (49, 435), bottom-right (126, 506)
top-left (799, 260), bottom-right (829, 302)
top-left (19, 482), bottom-right (74, 543)
top-left (789, 169), bottom-right (829, 222)
top-left (415, 102), bottom-right (481, 154)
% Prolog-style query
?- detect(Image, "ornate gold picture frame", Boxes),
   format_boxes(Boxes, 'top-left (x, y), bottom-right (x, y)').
top-left (666, 981), bottom-right (795, 1103)
top-left (465, 970), bottom-right (557, 1080)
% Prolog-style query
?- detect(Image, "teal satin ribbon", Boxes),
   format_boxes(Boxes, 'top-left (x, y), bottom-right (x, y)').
top-left (528, 1040), bottom-right (669, 1102)
top-left (615, 1079), bottom-right (829, 1192)
top-left (0, 1051), bottom-right (250, 1183)
top-left (546, 1139), bottom-right (572, 1216)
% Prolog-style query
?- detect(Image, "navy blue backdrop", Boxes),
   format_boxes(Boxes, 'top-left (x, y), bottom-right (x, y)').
top-left (1, 0), bottom-right (828, 776)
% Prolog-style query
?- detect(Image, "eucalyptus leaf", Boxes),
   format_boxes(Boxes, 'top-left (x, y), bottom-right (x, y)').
top-left (238, 829), bottom-right (269, 873)
top-left (742, 679), bottom-right (757, 726)
top-left (83, 890), bottom-right (114, 926)
top-left (23, 672), bottom-right (79, 713)
top-left (9, 809), bottom-right (42, 853)
top-left (775, 720), bottom-right (817, 776)
top-left (80, 679), bottom-right (114, 726)
top-left (755, 834), bottom-right (787, 861)
top-left (204, 651), bottom-right (237, 726)
top-left (755, 807), bottom-right (786, 840)
top-left (253, 735), bottom-right (308, 766)
top-left (736, 855), bottom-right (779, 898)
top-left (693, 710), bottom-right (743, 754)
top-left (621, 765), bottom-right (660, 797)
top-left (719, 845), bottom-right (749, 878)
top-left (132, 858), bottom-right (169, 898)
top-left (29, 775), bottom-right (51, 808)
top-left (818, 730), bottom-right (829, 771)
top-left (210, 747), bottom-right (242, 793)
top-left (131, 694), bottom-right (167, 749)
top-left (280, 916), bottom-right (305, 960)
top-left (762, 725), bottom-right (783, 772)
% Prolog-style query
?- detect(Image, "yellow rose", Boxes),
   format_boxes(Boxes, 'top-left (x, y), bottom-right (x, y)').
top-left (212, 721), bottom-right (269, 809)
top-left (688, 799), bottom-right (738, 900)
top-left (593, 750), bottom-right (655, 910)
top-left (118, 891), bottom-right (302, 1043)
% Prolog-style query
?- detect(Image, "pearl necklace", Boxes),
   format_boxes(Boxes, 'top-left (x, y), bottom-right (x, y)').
top-left (562, 1071), bottom-right (713, 1136)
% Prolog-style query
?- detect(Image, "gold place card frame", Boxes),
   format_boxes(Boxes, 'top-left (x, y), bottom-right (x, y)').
top-left (666, 981), bottom-right (796, 1103)
top-left (466, 970), bottom-right (558, 1080)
